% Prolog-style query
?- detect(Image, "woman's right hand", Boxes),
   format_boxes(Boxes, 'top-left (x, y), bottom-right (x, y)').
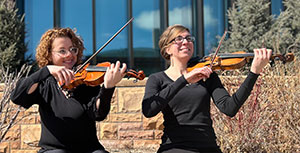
top-left (103, 61), bottom-right (127, 88)
top-left (47, 65), bottom-right (74, 85)
top-left (184, 66), bottom-right (212, 83)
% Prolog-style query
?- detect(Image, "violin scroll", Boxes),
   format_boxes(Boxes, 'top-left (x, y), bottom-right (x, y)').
top-left (126, 69), bottom-right (146, 81)
top-left (272, 53), bottom-right (294, 63)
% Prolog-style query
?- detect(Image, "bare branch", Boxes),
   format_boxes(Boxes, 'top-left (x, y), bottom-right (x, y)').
top-left (0, 64), bottom-right (31, 142)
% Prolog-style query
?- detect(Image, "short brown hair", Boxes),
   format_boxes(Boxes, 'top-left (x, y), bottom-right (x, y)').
top-left (35, 28), bottom-right (84, 68)
top-left (158, 24), bottom-right (190, 60)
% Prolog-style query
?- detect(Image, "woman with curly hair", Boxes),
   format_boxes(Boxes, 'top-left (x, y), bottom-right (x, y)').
top-left (10, 27), bottom-right (126, 153)
top-left (142, 24), bottom-right (272, 153)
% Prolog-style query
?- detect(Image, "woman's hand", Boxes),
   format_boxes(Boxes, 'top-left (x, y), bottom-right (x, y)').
top-left (184, 66), bottom-right (212, 83)
top-left (47, 65), bottom-right (74, 85)
top-left (104, 61), bottom-right (127, 88)
top-left (250, 48), bottom-right (272, 74)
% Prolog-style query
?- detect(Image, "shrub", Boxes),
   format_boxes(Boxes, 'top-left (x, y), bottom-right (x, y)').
top-left (212, 60), bottom-right (300, 152)
top-left (0, 0), bottom-right (28, 72)
top-left (0, 64), bottom-right (31, 142)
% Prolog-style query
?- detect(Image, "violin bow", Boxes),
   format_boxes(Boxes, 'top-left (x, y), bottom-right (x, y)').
top-left (74, 17), bottom-right (134, 74)
top-left (209, 30), bottom-right (227, 68)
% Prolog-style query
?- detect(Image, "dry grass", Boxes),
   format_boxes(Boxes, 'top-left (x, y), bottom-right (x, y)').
top-left (212, 60), bottom-right (300, 152)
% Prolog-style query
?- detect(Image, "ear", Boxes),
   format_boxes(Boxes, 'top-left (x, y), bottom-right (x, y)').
top-left (166, 47), bottom-right (172, 56)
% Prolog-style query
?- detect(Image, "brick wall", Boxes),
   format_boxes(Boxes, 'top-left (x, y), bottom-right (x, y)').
top-left (0, 78), bottom-right (162, 153)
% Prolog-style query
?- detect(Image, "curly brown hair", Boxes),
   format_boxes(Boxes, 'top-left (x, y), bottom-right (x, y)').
top-left (158, 24), bottom-right (190, 60)
top-left (35, 27), bottom-right (85, 68)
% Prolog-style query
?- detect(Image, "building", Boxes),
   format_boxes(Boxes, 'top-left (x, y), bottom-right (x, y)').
top-left (16, 0), bottom-right (283, 75)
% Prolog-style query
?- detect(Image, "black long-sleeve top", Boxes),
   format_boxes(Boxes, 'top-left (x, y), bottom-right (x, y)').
top-left (10, 67), bottom-right (115, 152)
top-left (142, 71), bottom-right (259, 151)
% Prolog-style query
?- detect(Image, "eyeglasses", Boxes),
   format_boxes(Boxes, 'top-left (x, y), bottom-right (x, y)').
top-left (169, 36), bottom-right (195, 44)
top-left (52, 47), bottom-right (79, 56)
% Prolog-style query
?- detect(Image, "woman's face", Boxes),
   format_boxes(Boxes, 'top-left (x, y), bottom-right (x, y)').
top-left (167, 30), bottom-right (194, 62)
top-left (51, 37), bottom-right (78, 69)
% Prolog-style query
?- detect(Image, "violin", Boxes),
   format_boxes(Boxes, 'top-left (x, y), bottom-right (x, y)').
top-left (60, 18), bottom-right (142, 90)
top-left (62, 62), bottom-right (145, 90)
top-left (187, 30), bottom-right (295, 72)
top-left (187, 51), bottom-right (295, 72)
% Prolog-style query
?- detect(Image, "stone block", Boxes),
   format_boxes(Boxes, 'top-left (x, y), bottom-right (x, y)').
top-left (119, 130), bottom-right (154, 140)
top-left (110, 104), bottom-right (118, 113)
top-left (109, 113), bottom-right (142, 122)
top-left (0, 142), bottom-right (9, 153)
top-left (100, 123), bottom-right (118, 139)
top-left (3, 125), bottom-right (20, 141)
top-left (110, 90), bottom-right (118, 105)
top-left (154, 130), bottom-right (163, 139)
top-left (15, 111), bottom-right (27, 124)
top-left (118, 123), bottom-right (143, 131)
top-left (18, 115), bottom-right (36, 124)
top-left (143, 113), bottom-right (164, 130)
top-left (118, 87), bottom-right (144, 113)
top-left (133, 140), bottom-right (160, 150)
top-left (10, 140), bottom-right (21, 149)
top-left (20, 125), bottom-right (41, 149)
top-left (36, 115), bottom-right (41, 124)
top-left (116, 78), bottom-right (147, 87)
top-left (101, 140), bottom-right (133, 149)
top-left (11, 150), bottom-right (39, 153)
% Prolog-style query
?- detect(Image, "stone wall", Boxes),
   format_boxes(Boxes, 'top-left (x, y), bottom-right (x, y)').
top-left (0, 78), bottom-right (162, 153)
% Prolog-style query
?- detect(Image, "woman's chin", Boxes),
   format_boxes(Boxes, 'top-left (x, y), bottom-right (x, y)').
top-left (64, 63), bottom-right (75, 69)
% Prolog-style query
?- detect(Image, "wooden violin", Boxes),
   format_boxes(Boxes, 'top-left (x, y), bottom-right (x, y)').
top-left (187, 30), bottom-right (295, 72)
top-left (62, 62), bottom-right (145, 90)
top-left (187, 51), bottom-right (295, 72)
top-left (60, 18), bottom-right (144, 90)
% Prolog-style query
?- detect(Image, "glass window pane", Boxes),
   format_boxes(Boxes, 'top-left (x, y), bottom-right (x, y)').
top-left (133, 0), bottom-right (161, 75)
top-left (95, 0), bottom-right (128, 64)
top-left (24, 0), bottom-right (53, 59)
top-left (204, 0), bottom-right (225, 55)
top-left (168, 0), bottom-right (193, 29)
top-left (60, 0), bottom-right (93, 57)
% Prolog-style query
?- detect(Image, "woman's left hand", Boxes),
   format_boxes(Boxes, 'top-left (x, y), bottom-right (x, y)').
top-left (250, 48), bottom-right (272, 74)
top-left (104, 61), bottom-right (127, 88)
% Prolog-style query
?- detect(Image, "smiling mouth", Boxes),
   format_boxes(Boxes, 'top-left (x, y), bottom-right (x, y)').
top-left (180, 48), bottom-right (191, 51)
top-left (63, 60), bottom-right (74, 64)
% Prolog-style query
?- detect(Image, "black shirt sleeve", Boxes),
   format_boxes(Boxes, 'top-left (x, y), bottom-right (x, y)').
top-left (93, 86), bottom-right (115, 121)
top-left (10, 67), bottom-right (51, 108)
top-left (207, 71), bottom-right (259, 117)
top-left (142, 72), bottom-right (188, 118)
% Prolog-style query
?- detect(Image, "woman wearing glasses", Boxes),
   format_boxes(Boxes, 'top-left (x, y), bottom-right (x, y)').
top-left (10, 28), bottom-right (126, 153)
top-left (142, 24), bottom-right (272, 153)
